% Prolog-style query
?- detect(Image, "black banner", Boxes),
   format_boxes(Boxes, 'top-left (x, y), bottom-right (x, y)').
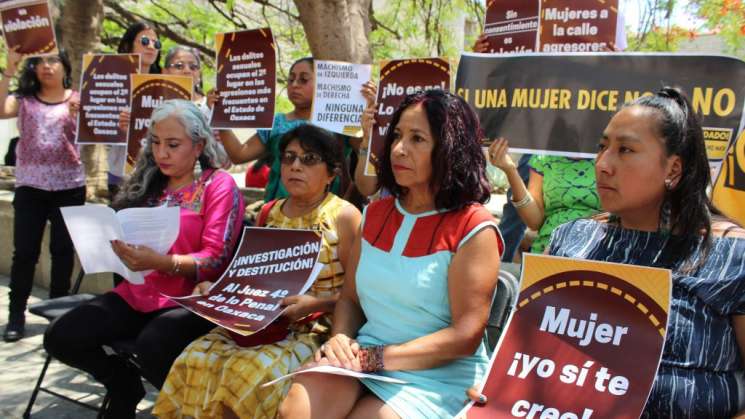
top-left (455, 53), bottom-right (745, 160)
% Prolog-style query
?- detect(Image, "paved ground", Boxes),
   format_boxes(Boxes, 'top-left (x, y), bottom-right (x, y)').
top-left (0, 275), bottom-right (156, 419)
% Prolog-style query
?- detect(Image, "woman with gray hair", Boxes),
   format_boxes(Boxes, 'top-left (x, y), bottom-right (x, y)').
top-left (44, 99), bottom-right (244, 418)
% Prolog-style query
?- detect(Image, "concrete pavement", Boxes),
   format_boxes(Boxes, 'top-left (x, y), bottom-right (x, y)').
top-left (0, 275), bottom-right (156, 418)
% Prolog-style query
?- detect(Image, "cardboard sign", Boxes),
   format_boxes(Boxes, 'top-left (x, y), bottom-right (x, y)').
top-left (455, 53), bottom-right (745, 160)
top-left (538, 0), bottom-right (619, 53)
top-left (168, 227), bottom-right (323, 336)
top-left (483, 0), bottom-right (539, 54)
top-left (0, 0), bottom-right (56, 55)
top-left (126, 74), bottom-right (192, 172)
top-left (713, 130), bottom-right (745, 226)
top-left (461, 254), bottom-right (671, 418)
top-left (211, 28), bottom-right (276, 129)
top-left (366, 58), bottom-right (450, 175)
top-left (311, 60), bottom-right (371, 137)
top-left (76, 54), bottom-right (140, 145)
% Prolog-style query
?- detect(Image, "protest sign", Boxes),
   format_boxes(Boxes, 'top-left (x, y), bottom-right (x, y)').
top-left (311, 60), bottom-right (371, 137)
top-left (0, 0), bottom-right (56, 55)
top-left (455, 53), bottom-right (745, 160)
top-left (126, 74), bottom-right (192, 172)
top-left (483, 0), bottom-right (539, 54)
top-left (76, 54), bottom-right (139, 145)
top-left (211, 28), bottom-right (276, 129)
top-left (366, 58), bottom-right (450, 175)
top-left (460, 253), bottom-right (671, 419)
top-left (168, 227), bottom-right (322, 336)
top-left (713, 130), bottom-right (745, 226)
top-left (538, 0), bottom-right (619, 53)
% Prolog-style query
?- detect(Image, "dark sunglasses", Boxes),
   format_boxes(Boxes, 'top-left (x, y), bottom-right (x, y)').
top-left (139, 36), bottom-right (161, 50)
top-left (168, 61), bottom-right (200, 71)
top-left (37, 56), bottom-right (62, 65)
top-left (280, 151), bottom-right (324, 166)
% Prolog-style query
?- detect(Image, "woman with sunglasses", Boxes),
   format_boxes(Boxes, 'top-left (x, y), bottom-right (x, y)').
top-left (44, 100), bottom-right (244, 418)
top-left (0, 47), bottom-right (85, 342)
top-left (107, 21), bottom-right (163, 198)
top-left (153, 124), bottom-right (361, 419)
top-left (163, 46), bottom-right (208, 114)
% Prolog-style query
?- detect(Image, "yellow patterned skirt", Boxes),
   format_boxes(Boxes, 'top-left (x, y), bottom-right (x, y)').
top-left (152, 327), bottom-right (323, 418)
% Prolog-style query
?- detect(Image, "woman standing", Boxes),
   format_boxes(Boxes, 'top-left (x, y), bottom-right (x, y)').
top-left (44, 100), bottom-right (244, 418)
top-left (0, 48), bottom-right (85, 342)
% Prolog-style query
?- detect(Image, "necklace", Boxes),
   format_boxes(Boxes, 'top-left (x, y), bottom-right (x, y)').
top-left (167, 176), bottom-right (195, 192)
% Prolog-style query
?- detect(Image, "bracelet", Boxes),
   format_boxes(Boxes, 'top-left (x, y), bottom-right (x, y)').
top-left (357, 146), bottom-right (369, 157)
top-left (359, 345), bottom-right (385, 372)
top-left (171, 255), bottom-right (182, 275)
top-left (511, 193), bottom-right (533, 209)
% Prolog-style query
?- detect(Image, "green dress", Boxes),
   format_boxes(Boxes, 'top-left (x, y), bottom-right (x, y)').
top-left (528, 155), bottom-right (599, 253)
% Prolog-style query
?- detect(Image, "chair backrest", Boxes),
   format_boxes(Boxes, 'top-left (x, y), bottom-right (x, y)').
top-left (485, 269), bottom-right (520, 353)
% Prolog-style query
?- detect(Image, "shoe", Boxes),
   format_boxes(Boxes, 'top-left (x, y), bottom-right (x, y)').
top-left (3, 311), bottom-right (25, 342)
top-left (100, 357), bottom-right (145, 419)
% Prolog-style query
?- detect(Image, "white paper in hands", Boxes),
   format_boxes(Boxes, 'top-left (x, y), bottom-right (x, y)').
top-left (61, 204), bottom-right (180, 284)
top-left (261, 364), bottom-right (407, 388)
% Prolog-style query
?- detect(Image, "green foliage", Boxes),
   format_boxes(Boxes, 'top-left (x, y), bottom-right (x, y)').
top-left (689, 0), bottom-right (745, 58)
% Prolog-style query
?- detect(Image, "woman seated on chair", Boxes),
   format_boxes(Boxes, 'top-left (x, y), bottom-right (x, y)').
top-left (43, 99), bottom-right (245, 418)
top-left (152, 124), bottom-right (361, 419)
top-left (278, 89), bottom-right (503, 419)
top-left (468, 88), bottom-right (745, 418)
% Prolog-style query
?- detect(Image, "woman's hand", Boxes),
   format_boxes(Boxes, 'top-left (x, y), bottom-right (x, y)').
top-left (315, 333), bottom-right (361, 370)
top-left (359, 81), bottom-right (377, 142)
top-left (68, 96), bottom-right (80, 120)
top-left (118, 110), bottom-right (131, 132)
top-left (472, 33), bottom-right (490, 53)
top-left (280, 294), bottom-right (320, 323)
top-left (110, 240), bottom-right (162, 272)
top-left (488, 137), bottom-right (516, 172)
top-left (4, 46), bottom-right (22, 76)
top-left (207, 88), bottom-right (219, 110)
top-left (465, 386), bottom-right (488, 405)
top-left (193, 281), bottom-right (213, 296)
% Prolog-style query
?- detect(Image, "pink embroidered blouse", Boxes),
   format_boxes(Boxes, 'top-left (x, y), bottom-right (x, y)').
top-left (113, 169), bottom-right (245, 312)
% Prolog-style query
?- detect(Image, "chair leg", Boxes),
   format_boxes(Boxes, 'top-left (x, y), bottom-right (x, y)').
top-left (97, 393), bottom-right (110, 419)
top-left (23, 353), bottom-right (53, 419)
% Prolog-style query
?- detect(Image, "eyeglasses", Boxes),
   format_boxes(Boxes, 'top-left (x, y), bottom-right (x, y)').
top-left (139, 36), bottom-right (162, 50)
top-left (168, 61), bottom-right (200, 71)
top-left (280, 151), bottom-right (324, 166)
top-left (38, 56), bottom-right (62, 65)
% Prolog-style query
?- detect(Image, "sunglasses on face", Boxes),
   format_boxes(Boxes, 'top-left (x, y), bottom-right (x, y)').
top-left (280, 151), bottom-right (324, 166)
top-left (139, 36), bottom-right (162, 50)
top-left (168, 61), bottom-right (200, 71)
top-left (37, 56), bottom-right (62, 65)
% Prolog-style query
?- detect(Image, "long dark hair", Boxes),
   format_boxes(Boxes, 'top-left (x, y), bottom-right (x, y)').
top-left (14, 50), bottom-right (73, 97)
top-left (118, 21), bottom-right (162, 74)
top-left (626, 87), bottom-right (715, 271)
top-left (377, 89), bottom-right (491, 210)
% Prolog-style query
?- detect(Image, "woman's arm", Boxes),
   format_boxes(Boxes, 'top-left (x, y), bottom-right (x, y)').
top-left (218, 130), bottom-right (267, 164)
top-left (489, 138), bottom-right (545, 230)
top-left (378, 227), bottom-right (501, 371)
top-left (0, 47), bottom-right (21, 119)
top-left (353, 82), bottom-right (380, 197)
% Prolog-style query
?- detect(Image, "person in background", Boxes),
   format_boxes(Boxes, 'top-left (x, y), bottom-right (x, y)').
top-left (108, 21), bottom-right (162, 198)
top-left (162, 45), bottom-right (208, 114)
top-left (278, 90), bottom-right (503, 419)
top-left (44, 100), bottom-right (244, 418)
top-left (0, 47), bottom-right (85, 342)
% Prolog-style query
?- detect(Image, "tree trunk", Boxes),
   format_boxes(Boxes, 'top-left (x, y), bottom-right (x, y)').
top-left (293, 0), bottom-right (373, 64)
top-left (58, 0), bottom-right (108, 201)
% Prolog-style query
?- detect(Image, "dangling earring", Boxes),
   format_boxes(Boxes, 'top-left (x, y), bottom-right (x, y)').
top-left (664, 178), bottom-right (673, 191)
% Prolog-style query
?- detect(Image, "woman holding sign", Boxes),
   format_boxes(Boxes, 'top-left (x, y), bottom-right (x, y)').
top-left (0, 47), bottom-right (85, 342)
top-left (153, 124), bottom-right (361, 419)
top-left (44, 100), bottom-right (244, 417)
top-left (278, 89), bottom-right (503, 419)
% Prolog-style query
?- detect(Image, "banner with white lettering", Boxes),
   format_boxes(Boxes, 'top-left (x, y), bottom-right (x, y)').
top-left (126, 74), bottom-right (192, 173)
top-left (460, 253), bottom-right (671, 418)
top-left (210, 28), bottom-right (276, 129)
top-left (538, 0), bottom-right (618, 53)
top-left (76, 54), bottom-right (139, 145)
top-left (483, 0), bottom-right (539, 54)
top-left (0, 0), bottom-right (56, 55)
top-left (366, 58), bottom-right (450, 175)
top-left (311, 60), bottom-right (371, 137)
top-left (455, 53), bottom-right (745, 160)
top-left (167, 227), bottom-right (322, 336)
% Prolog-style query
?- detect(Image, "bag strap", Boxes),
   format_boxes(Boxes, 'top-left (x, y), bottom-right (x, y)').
top-left (257, 199), bottom-right (278, 227)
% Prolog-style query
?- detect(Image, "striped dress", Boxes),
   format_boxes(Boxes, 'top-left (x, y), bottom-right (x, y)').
top-left (152, 193), bottom-right (350, 419)
top-left (548, 219), bottom-right (745, 418)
